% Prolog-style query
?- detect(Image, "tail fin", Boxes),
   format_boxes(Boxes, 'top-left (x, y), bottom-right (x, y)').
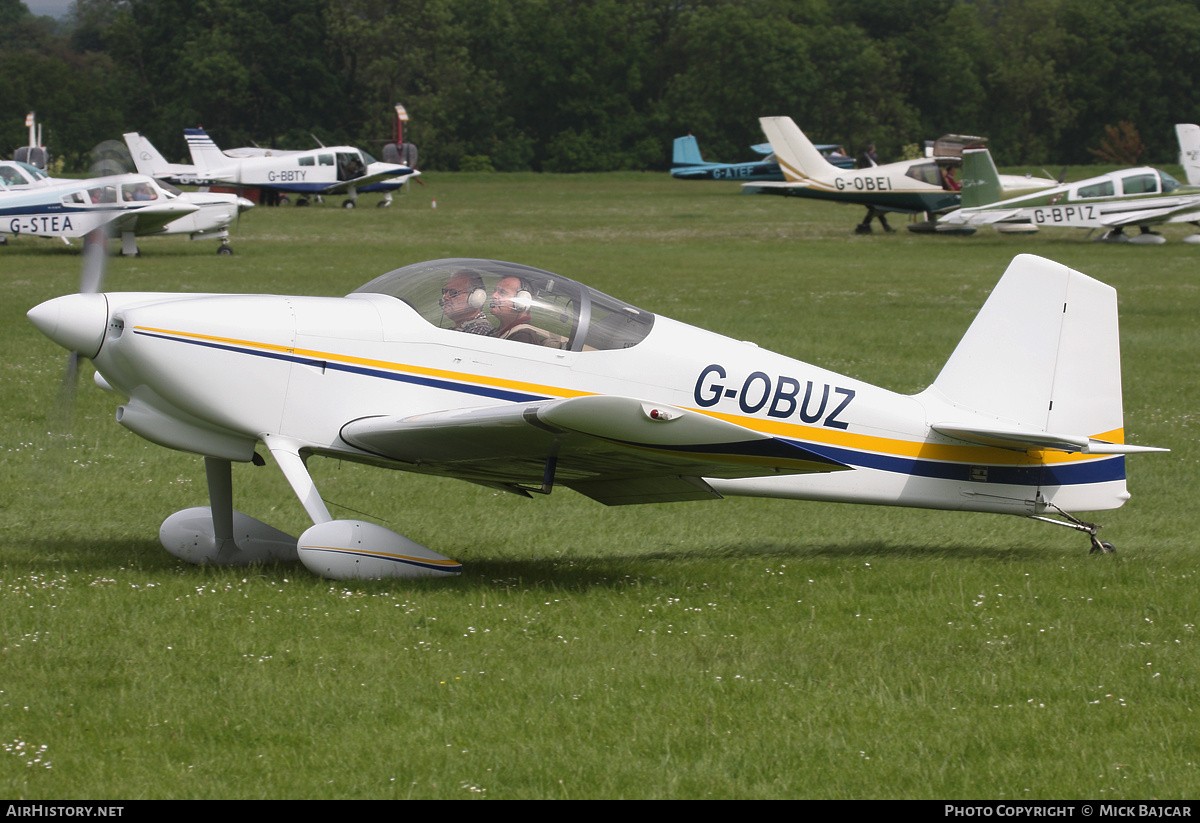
top-left (672, 135), bottom-right (704, 167)
top-left (959, 148), bottom-right (1003, 208)
top-left (921, 255), bottom-right (1166, 511)
top-left (758, 117), bottom-right (836, 182)
top-left (1176, 123), bottom-right (1200, 185)
top-left (123, 132), bottom-right (173, 177)
top-left (927, 255), bottom-right (1122, 436)
top-left (184, 128), bottom-right (227, 171)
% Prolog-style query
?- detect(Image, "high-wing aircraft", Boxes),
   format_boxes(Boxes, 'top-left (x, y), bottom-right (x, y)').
top-left (746, 117), bottom-right (1057, 233)
top-left (670, 134), bottom-right (852, 181)
top-left (123, 130), bottom-right (418, 208)
top-left (28, 252), bottom-right (1164, 580)
top-left (941, 147), bottom-right (1200, 243)
top-left (0, 171), bottom-right (257, 255)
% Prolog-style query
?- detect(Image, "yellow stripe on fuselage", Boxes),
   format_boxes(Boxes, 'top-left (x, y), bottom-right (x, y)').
top-left (136, 326), bottom-right (1120, 469)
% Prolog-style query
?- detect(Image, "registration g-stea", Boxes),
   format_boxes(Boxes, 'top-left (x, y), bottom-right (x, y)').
top-left (27, 256), bottom-right (1164, 579)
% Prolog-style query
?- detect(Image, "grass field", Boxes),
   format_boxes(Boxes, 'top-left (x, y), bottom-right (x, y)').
top-left (2, 171), bottom-right (1198, 799)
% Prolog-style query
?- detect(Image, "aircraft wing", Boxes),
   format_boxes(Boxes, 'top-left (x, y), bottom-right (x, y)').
top-left (941, 208), bottom-right (1025, 226)
top-left (108, 201), bottom-right (201, 235)
top-left (340, 395), bottom-right (850, 505)
top-left (317, 169), bottom-right (416, 195)
top-left (1101, 200), bottom-right (1200, 227)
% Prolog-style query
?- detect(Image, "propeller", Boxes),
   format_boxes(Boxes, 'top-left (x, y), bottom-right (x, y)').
top-left (1042, 166), bottom-right (1069, 184)
top-left (90, 139), bottom-right (135, 177)
top-left (56, 228), bottom-right (109, 421)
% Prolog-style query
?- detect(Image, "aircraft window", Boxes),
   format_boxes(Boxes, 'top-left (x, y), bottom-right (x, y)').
top-left (905, 162), bottom-right (941, 186)
top-left (15, 161), bottom-right (46, 181)
top-left (1074, 180), bottom-right (1114, 199)
top-left (1160, 170), bottom-right (1182, 193)
top-left (1121, 174), bottom-right (1158, 195)
top-left (121, 182), bottom-right (158, 202)
top-left (86, 185), bottom-right (118, 204)
top-left (361, 150), bottom-right (379, 165)
top-left (300, 156), bottom-right (315, 167)
top-left (0, 166), bottom-right (25, 186)
top-left (352, 258), bottom-right (655, 352)
top-left (319, 154), bottom-right (334, 166)
top-left (62, 191), bottom-right (87, 206)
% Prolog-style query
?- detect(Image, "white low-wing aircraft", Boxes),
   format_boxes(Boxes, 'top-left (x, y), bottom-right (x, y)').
top-left (0, 163), bottom-right (252, 254)
top-left (27, 254), bottom-right (1164, 580)
top-left (124, 130), bottom-right (418, 208)
top-left (941, 147), bottom-right (1200, 243)
top-left (747, 117), bottom-right (1057, 232)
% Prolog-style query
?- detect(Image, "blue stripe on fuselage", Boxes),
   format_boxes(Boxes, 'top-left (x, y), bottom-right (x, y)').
top-left (133, 329), bottom-right (1124, 486)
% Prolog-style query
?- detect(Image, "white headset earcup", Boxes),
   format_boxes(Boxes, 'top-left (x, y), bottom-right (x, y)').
top-left (468, 288), bottom-right (487, 310)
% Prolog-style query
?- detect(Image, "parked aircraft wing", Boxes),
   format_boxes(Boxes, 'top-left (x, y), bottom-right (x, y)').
top-left (109, 200), bottom-right (200, 236)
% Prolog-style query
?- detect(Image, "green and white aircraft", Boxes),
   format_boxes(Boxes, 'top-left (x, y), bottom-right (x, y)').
top-left (943, 144), bottom-right (1200, 244)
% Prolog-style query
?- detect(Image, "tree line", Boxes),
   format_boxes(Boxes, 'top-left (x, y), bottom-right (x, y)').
top-left (3, 0), bottom-right (1199, 173)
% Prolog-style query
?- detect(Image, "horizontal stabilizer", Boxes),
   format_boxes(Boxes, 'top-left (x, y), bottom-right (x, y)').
top-left (932, 423), bottom-right (1167, 455)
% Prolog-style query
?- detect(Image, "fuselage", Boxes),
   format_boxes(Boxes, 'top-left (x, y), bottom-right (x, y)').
top-left (0, 175), bottom-right (200, 240)
top-left (54, 282), bottom-right (1127, 519)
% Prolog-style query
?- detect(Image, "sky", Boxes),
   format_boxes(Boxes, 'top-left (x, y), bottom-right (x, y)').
top-left (24, 0), bottom-right (72, 20)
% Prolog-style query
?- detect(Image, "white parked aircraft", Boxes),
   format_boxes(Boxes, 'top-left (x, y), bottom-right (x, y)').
top-left (0, 162), bottom-right (252, 254)
top-left (746, 116), bottom-right (1057, 232)
top-left (123, 129), bottom-right (418, 208)
top-left (942, 147), bottom-right (1200, 243)
top-left (27, 254), bottom-right (1163, 579)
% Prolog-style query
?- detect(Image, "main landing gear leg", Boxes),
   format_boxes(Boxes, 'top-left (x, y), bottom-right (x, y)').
top-left (1027, 506), bottom-right (1116, 554)
top-left (158, 456), bottom-right (299, 566)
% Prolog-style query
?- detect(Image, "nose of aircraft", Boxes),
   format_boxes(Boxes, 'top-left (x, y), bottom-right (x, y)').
top-left (236, 196), bottom-right (255, 212)
top-left (27, 293), bottom-right (109, 358)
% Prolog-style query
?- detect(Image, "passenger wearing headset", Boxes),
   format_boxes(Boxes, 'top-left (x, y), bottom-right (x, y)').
top-left (440, 270), bottom-right (495, 335)
top-left (489, 276), bottom-right (566, 348)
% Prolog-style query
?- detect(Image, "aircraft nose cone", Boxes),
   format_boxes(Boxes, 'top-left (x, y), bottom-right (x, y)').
top-left (27, 293), bottom-right (109, 358)
top-left (236, 197), bottom-right (255, 212)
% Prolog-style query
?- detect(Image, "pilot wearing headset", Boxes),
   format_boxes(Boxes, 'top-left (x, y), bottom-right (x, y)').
top-left (489, 276), bottom-right (536, 342)
top-left (490, 276), bottom-right (568, 348)
top-left (440, 270), bottom-right (495, 335)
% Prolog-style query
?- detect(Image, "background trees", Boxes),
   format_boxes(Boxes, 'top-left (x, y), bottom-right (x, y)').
top-left (2, 0), bottom-right (1198, 172)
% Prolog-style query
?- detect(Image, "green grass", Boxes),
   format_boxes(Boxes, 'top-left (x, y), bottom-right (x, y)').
top-left (2, 172), bottom-right (1198, 798)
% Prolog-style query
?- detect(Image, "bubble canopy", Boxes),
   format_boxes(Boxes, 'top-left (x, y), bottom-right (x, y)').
top-left (352, 258), bottom-right (655, 352)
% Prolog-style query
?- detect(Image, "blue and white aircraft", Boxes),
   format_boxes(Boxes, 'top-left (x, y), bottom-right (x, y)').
top-left (28, 253), bottom-right (1163, 580)
top-left (124, 130), bottom-right (418, 208)
top-left (670, 133), bottom-right (853, 181)
top-left (0, 161), bottom-right (252, 255)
